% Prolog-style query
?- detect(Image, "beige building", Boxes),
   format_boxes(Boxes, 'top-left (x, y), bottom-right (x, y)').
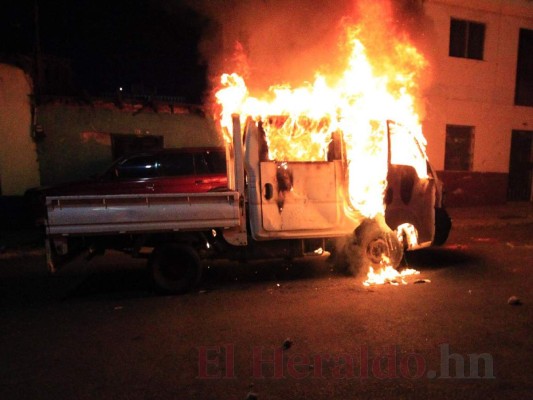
top-left (422, 0), bottom-right (533, 205)
top-left (0, 64), bottom-right (40, 196)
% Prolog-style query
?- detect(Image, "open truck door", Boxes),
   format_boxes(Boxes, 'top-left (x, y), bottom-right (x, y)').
top-left (243, 120), bottom-right (355, 241)
top-left (384, 121), bottom-right (450, 249)
top-left (258, 161), bottom-right (340, 232)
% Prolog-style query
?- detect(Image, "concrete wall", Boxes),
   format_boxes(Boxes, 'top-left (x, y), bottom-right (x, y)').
top-left (35, 102), bottom-right (223, 186)
top-left (421, 0), bottom-right (533, 205)
top-left (0, 64), bottom-right (40, 195)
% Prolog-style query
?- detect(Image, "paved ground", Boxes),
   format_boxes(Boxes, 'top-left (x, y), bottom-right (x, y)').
top-left (0, 203), bottom-right (531, 399)
top-left (447, 202), bottom-right (533, 228)
top-left (1, 202), bottom-right (532, 255)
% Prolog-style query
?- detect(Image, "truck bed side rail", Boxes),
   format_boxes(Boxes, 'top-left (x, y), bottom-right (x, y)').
top-left (46, 191), bottom-right (241, 236)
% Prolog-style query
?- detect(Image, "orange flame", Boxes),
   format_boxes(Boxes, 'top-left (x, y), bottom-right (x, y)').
top-left (213, 3), bottom-right (428, 284)
top-left (363, 265), bottom-right (420, 286)
top-left (361, 254), bottom-right (420, 286)
top-left (214, 18), bottom-right (427, 217)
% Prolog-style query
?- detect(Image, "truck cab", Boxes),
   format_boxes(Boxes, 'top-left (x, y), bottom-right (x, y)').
top-left (224, 117), bottom-right (450, 255)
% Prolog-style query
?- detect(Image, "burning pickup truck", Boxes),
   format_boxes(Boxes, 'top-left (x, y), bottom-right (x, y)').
top-left (44, 16), bottom-right (451, 292)
top-left (44, 115), bottom-right (450, 293)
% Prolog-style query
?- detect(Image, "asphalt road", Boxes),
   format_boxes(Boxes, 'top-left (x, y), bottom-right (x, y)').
top-left (0, 223), bottom-right (531, 400)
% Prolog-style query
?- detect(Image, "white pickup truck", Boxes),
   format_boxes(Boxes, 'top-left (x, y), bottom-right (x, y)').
top-left (45, 116), bottom-right (451, 293)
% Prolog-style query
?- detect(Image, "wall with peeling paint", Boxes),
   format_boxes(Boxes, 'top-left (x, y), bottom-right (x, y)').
top-left (421, 0), bottom-right (533, 205)
top-left (0, 64), bottom-right (40, 195)
top-left (35, 102), bottom-right (223, 186)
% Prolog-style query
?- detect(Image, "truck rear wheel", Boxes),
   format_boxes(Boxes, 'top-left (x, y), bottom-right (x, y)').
top-left (150, 244), bottom-right (202, 294)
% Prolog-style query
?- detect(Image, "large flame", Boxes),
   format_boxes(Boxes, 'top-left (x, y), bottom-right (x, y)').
top-left (215, 23), bottom-right (426, 215)
top-left (213, 3), bottom-right (428, 284)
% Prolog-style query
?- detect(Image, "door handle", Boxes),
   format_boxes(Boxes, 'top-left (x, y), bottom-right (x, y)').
top-left (264, 183), bottom-right (273, 200)
top-left (146, 184), bottom-right (155, 191)
top-left (195, 180), bottom-right (204, 184)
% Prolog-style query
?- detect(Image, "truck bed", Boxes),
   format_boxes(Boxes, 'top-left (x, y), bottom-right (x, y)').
top-left (46, 191), bottom-right (241, 236)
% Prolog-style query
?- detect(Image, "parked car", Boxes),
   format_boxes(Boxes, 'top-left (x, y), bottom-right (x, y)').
top-left (26, 147), bottom-right (228, 223)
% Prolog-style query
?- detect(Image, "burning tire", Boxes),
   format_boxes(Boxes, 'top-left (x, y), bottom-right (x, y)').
top-left (150, 244), bottom-right (202, 294)
top-left (354, 217), bottom-right (404, 271)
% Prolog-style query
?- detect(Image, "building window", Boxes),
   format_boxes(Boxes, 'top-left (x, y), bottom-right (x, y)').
top-left (515, 28), bottom-right (533, 107)
top-left (444, 125), bottom-right (474, 171)
top-left (449, 18), bottom-right (485, 60)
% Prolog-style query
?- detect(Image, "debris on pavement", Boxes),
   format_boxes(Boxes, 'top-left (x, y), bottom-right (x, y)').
top-left (282, 338), bottom-right (293, 350)
top-left (414, 279), bottom-right (431, 284)
top-left (472, 237), bottom-right (498, 243)
top-left (507, 296), bottom-right (523, 305)
top-left (444, 244), bottom-right (468, 250)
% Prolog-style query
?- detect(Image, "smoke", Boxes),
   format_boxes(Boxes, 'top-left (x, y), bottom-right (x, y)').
top-left (393, 0), bottom-right (433, 36)
top-left (185, 0), bottom-right (352, 91)
top-left (186, 0), bottom-right (433, 97)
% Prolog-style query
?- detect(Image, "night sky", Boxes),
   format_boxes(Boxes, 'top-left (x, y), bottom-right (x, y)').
top-left (1, 0), bottom-right (210, 103)
top-left (1, 0), bottom-right (434, 104)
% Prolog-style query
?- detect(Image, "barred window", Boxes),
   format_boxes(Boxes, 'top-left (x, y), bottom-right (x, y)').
top-left (444, 125), bottom-right (474, 171)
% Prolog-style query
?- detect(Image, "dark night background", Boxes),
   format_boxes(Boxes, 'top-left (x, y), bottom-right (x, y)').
top-left (0, 0), bottom-right (210, 103)
top-left (0, 0), bottom-right (437, 105)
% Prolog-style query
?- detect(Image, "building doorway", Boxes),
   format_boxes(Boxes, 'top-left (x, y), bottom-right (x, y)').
top-left (508, 130), bottom-right (533, 201)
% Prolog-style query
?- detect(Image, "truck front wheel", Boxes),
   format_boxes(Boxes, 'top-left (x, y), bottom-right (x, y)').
top-left (150, 244), bottom-right (202, 294)
top-left (355, 217), bottom-right (404, 271)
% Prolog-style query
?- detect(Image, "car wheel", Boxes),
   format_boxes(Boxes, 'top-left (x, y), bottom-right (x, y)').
top-left (150, 244), bottom-right (202, 294)
top-left (355, 217), bottom-right (404, 270)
